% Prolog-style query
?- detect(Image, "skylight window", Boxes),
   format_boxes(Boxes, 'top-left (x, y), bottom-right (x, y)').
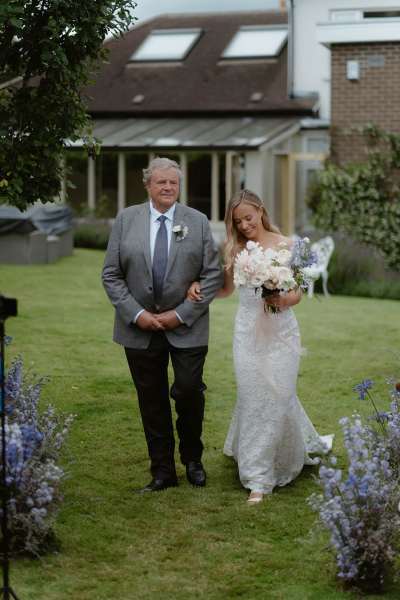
top-left (222, 26), bottom-right (288, 59)
top-left (130, 29), bottom-right (202, 62)
top-left (364, 10), bottom-right (400, 19)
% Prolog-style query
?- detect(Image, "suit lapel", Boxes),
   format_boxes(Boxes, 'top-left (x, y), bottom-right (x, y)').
top-left (138, 202), bottom-right (152, 276)
top-left (165, 202), bottom-right (184, 280)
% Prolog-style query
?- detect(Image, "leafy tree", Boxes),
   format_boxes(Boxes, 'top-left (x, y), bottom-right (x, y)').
top-left (0, 0), bottom-right (136, 210)
top-left (308, 126), bottom-right (400, 271)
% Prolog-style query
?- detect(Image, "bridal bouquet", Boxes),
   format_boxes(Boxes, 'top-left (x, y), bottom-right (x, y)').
top-left (234, 238), bottom-right (316, 313)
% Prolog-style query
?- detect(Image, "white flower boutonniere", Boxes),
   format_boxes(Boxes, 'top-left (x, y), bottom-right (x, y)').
top-left (172, 223), bottom-right (189, 242)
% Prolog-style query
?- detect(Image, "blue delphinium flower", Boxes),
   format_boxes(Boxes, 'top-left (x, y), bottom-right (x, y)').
top-left (309, 412), bottom-right (399, 591)
top-left (354, 379), bottom-right (374, 400)
top-left (290, 237), bottom-right (317, 269)
top-left (288, 237), bottom-right (318, 291)
top-left (309, 373), bottom-right (400, 591)
top-left (374, 411), bottom-right (389, 422)
top-left (0, 355), bottom-right (74, 555)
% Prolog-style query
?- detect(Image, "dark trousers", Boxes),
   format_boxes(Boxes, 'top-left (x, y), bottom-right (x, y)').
top-left (125, 332), bottom-right (208, 480)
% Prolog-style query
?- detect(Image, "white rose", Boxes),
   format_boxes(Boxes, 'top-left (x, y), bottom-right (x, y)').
top-left (246, 241), bottom-right (259, 251)
top-left (275, 266), bottom-right (296, 290)
top-left (233, 272), bottom-right (246, 287)
top-left (264, 247), bottom-right (278, 262)
top-left (276, 248), bottom-right (292, 266)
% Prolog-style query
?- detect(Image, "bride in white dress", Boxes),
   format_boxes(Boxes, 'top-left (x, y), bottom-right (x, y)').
top-left (188, 189), bottom-right (332, 504)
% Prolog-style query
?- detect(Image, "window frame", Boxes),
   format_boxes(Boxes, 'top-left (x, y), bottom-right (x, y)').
top-left (221, 25), bottom-right (288, 60)
top-left (129, 28), bottom-right (203, 63)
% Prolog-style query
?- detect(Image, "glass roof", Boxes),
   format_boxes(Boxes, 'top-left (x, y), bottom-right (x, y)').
top-left (130, 29), bottom-right (202, 62)
top-left (68, 118), bottom-right (300, 150)
top-left (222, 26), bottom-right (288, 59)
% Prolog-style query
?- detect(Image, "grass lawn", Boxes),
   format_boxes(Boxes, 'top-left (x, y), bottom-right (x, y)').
top-left (1, 248), bottom-right (400, 600)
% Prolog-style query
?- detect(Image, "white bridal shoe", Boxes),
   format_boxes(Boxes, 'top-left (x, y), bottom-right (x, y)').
top-left (247, 491), bottom-right (263, 504)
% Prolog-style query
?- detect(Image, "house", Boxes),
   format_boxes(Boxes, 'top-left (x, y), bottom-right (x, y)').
top-left (292, 0), bottom-right (400, 164)
top-left (66, 10), bottom-right (330, 235)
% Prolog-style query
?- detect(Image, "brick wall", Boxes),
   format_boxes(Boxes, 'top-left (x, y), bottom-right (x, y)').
top-left (331, 42), bottom-right (400, 164)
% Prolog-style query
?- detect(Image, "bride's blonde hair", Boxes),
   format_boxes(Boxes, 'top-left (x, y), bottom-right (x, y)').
top-left (224, 189), bottom-right (280, 269)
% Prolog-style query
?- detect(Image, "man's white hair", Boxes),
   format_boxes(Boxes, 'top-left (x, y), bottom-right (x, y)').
top-left (142, 157), bottom-right (182, 186)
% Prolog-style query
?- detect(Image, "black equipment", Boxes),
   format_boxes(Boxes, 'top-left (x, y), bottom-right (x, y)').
top-left (0, 295), bottom-right (20, 599)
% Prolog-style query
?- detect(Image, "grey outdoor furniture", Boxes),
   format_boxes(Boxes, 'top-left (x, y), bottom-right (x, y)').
top-left (0, 204), bottom-right (73, 264)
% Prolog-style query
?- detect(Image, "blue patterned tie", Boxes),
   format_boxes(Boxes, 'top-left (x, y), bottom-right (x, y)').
top-left (152, 215), bottom-right (168, 305)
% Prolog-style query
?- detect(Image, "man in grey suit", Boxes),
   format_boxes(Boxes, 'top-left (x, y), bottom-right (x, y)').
top-left (102, 157), bottom-right (222, 492)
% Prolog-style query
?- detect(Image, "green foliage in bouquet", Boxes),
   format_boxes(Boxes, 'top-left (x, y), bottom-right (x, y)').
top-left (307, 125), bottom-right (400, 271)
top-left (0, 0), bottom-right (136, 210)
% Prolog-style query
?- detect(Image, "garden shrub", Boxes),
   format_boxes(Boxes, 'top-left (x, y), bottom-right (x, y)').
top-left (308, 125), bottom-right (400, 272)
top-left (73, 224), bottom-right (110, 250)
top-left (317, 246), bottom-right (400, 300)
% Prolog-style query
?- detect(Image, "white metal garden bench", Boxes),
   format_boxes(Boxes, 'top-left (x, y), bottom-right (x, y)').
top-left (303, 236), bottom-right (335, 298)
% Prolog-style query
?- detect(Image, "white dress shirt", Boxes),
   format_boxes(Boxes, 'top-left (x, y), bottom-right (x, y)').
top-left (149, 200), bottom-right (176, 260)
top-left (133, 201), bottom-right (183, 324)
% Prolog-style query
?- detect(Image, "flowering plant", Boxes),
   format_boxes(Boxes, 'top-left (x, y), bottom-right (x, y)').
top-left (354, 378), bottom-right (400, 479)
top-left (1, 354), bottom-right (75, 555)
top-left (309, 378), bottom-right (400, 592)
top-left (233, 237), bottom-right (316, 313)
top-left (172, 222), bottom-right (189, 241)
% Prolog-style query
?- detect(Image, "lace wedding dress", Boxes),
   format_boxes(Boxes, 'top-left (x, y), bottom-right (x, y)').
top-left (224, 286), bottom-right (333, 494)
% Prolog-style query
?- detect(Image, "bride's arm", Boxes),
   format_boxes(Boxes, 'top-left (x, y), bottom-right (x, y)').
top-left (187, 267), bottom-right (234, 301)
top-left (216, 267), bottom-right (234, 298)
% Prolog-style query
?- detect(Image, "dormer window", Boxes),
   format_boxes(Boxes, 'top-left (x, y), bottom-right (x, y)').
top-left (222, 26), bottom-right (288, 60)
top-left (130, 28), bottom-right (202, 62)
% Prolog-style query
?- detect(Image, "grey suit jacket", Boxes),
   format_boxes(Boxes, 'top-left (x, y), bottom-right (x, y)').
top-left (102, 201), bottom-right (223, 349)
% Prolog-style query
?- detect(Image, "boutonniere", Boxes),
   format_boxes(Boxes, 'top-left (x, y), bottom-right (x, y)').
top-left (172, 222), bottom-right (189, 242)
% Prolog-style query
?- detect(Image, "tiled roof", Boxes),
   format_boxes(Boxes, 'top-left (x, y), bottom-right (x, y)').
top-left (85, 11), bottom-right (317, 117)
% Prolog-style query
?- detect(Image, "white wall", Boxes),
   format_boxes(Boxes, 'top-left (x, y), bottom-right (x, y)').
top-left (292, 0), bottom-right (400, 120)
top-left (244, 152), bottom-right (265, 198)
top-left (244, 150), bottom-right (277, 218)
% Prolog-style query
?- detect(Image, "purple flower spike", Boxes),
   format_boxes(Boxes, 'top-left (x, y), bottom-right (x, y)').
top-left (1, 355), bottom-right (75, 555)
top-left (309, 374), bottom-right (400, 591)
top-left (375, 411), bottom-right (389, 422)
top-left (354, 379), bottom-right (374, 400)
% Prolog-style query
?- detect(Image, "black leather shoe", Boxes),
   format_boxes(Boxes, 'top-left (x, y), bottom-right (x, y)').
top-left (186, 461), bottom-right (206, 487)
top-left (135, 478), bottom-right (178, 494)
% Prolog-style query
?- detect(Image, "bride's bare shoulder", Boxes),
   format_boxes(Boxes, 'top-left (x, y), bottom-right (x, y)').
top-left (269, 232), bottom-right (293, 248)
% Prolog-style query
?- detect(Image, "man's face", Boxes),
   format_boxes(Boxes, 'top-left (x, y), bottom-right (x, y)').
top-left (146, 167), bottom-right (180, 213)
